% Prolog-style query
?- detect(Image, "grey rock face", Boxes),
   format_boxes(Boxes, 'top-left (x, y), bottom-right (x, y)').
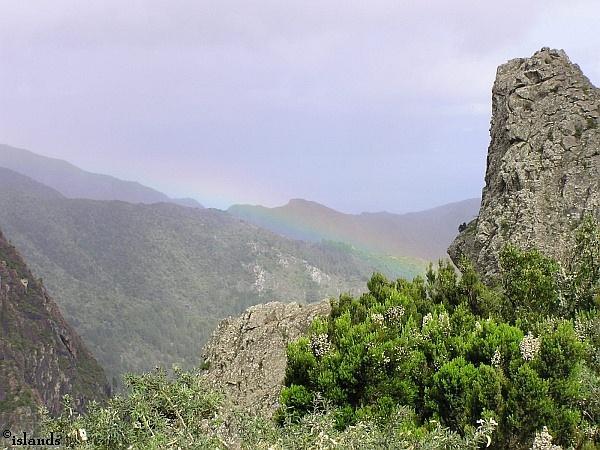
top-left (201, 301), bottom-right (329, 416)
top-left (449, 48), bottom-right (600, 279)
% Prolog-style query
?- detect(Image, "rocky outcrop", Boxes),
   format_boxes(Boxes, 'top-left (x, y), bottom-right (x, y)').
top-left (449, 48), bottom-right (600, 279)
top-left (0, 229), bottom-right (110, 430)
top-left (201, 301), bottom-right (330, 416)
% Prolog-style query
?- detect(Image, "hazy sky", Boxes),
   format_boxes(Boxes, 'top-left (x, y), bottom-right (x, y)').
top-left (1, 1), bottom-right (598, 213)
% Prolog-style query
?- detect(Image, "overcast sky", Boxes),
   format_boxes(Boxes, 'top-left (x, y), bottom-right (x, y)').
top-left (1, 1), bottom-right (598, 213)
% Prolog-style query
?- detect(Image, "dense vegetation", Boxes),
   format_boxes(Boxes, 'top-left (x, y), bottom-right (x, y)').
top-left (0, 168), bottom-right (423, 385)
top-left (43, 367), bottom-right (497, 449)
top-left (278, 216), bottom-right (600, 448)
top-left (43, 217), bottom-right (599, 448)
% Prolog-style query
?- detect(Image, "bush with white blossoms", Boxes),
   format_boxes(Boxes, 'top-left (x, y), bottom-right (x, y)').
top-left (520, 332), bottom-right (541, 361)
top-left (384, 305), bottom-right (405, 325)
top-left (310, 333), bottom-right (332, 358)
top-left (531, 426), bottom-right (562, 450)
top-left (283, 238), bottom-right (599, 449)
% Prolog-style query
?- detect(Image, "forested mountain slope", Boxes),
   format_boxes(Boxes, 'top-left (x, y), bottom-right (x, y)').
top-left (0, 168), bottom-right (419, 383)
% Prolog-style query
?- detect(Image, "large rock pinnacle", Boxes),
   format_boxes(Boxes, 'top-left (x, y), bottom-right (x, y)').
top-left (449, 48), bottom-right (600, 279)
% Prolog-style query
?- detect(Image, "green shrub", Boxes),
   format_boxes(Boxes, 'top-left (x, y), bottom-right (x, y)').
top-left (279, 218), bottom-right (600, 448)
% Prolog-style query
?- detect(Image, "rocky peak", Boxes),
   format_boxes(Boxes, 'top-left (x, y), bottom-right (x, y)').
top-left (201, 300), bottom-right (330, 416)
top-left (449, 48), bottom-right (600, 278)
top-left (0, 229), bottom-right (110, 429)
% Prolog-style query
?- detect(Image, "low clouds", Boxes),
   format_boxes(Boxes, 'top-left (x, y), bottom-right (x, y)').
top-left (0, 1), bottom-right (598, 212)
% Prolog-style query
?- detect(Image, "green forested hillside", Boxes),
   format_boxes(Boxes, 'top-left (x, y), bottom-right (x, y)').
top-left (0, 167), bottom-right (422, 383)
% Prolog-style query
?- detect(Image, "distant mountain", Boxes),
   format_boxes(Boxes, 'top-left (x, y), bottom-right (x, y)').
top-left (228, 198), bottom-right (480, 261)
top-left (0, 226), bottom-right (109, 429)
top-left (170, 197), bottom-right (204, 208)
top-left (0, 144), bottom-right (203, 207)
top-left (0, 168), bottom-right (423, 383)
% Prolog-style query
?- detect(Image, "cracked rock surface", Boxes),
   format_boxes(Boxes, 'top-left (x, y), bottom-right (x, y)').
top-left (449, 48), bottom-right (600, 279)
top-left (201, 301), bottom-right (329, 416)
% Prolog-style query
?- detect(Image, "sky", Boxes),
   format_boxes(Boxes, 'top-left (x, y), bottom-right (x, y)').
top-left (0, 1), bottom-right (598, 214)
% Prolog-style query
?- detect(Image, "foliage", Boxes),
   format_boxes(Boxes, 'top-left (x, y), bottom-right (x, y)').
top-left (279, 218), bottom-right (600, 449)
top-left (242, 401), bottom-right (498, 450)
top-left (42, 368), bottom-right (224, 449)
top-left (41, 217), bottom-right (600, 449)
top-left (43, 373), bottom-right (498, 449)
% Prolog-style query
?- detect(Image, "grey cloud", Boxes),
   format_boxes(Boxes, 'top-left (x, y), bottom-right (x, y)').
top-left (0, 0), bottom-right (598, 212)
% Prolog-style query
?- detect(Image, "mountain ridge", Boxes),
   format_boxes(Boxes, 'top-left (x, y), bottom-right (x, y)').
top-left (0, 144), bottom-right (203, 208)
top-left (228, 197), bottom-right (480, 260)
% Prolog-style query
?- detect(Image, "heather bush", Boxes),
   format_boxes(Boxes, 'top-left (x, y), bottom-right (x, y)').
top-left (279, 219), bottom-right (600, 449)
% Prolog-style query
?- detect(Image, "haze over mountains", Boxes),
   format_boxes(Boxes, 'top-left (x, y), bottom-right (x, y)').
top-left (229, 198), bottom-right (480, 260)
top-left (2, 144), bottom-right (480, 262)
top-left (0, 144), bottom-right (203, 208)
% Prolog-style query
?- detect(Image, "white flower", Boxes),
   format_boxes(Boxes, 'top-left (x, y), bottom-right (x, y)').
top-left (491, 348), bottom-right (502, 368)
top-left (310, 334), bottom-right (332, 358)
top-left (385, 306), bottom-right (405, 324)
top-left (78, 428), bottom-right (87, 442)
top-left (520, 333), bottom-right (541, 361)
top-left (438, 312), bottom-right (450, 329)
top-left (531, 426), bottom-right (562, 450)
top-left (371, 313), bottom-right (385, 327)
top-left (574, 318), bottom-right (586, 341)
top-left (422, 313), bottom-right (433, 329)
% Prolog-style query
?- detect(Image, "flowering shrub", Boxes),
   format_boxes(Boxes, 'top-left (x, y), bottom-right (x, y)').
top-left (520, 332), bottom-right (541, 361)
top-left (280, 219), bottom-right (600, 449)
top-left (43, 371), bottom-right (500, 449)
